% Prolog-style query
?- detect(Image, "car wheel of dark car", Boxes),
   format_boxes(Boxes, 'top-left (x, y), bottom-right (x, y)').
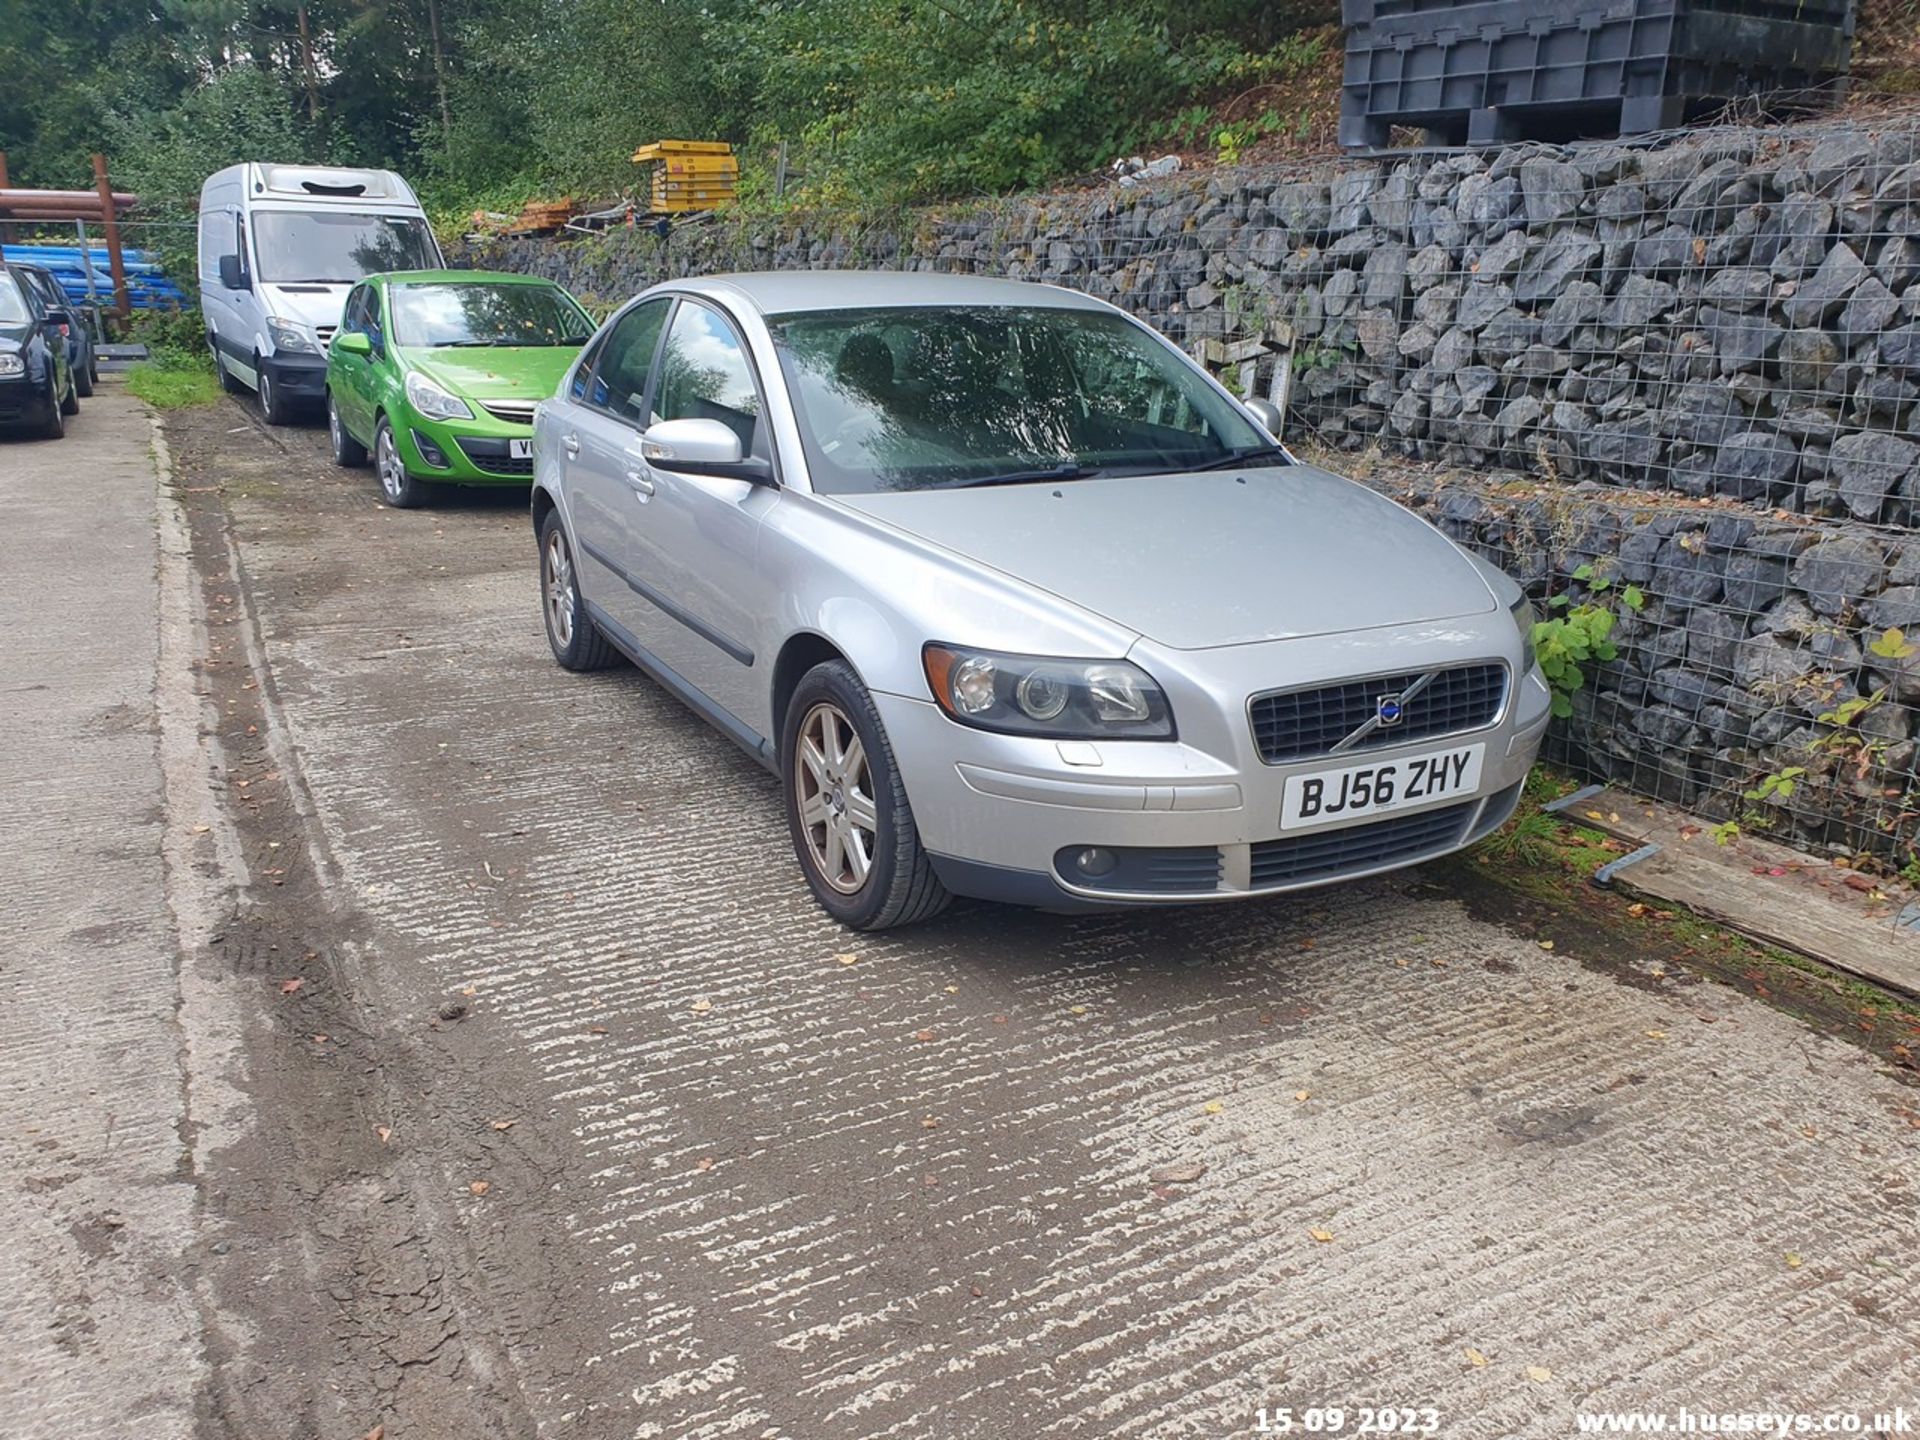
top-left (373, 416), bottom-right (430, 508)
top-left (37, 376), bottom-right (65, 440)
top-left (781, 660), bottom-right (950, 931)
top-left (73, 355), bottom-right (94, 398)
top-left (328, 391), bottom-right (368, 468)
top-left (59, 370), bottom-right (78, 416)
top-left (537, 510), bottom-right (617, 671)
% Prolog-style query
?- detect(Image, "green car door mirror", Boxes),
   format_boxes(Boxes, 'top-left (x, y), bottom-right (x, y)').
top-left (335, 331), bottom-right (372, 358)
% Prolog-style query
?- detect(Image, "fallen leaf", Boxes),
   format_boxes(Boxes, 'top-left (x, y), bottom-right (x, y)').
top-left (1464, 1347), bottom-right (1489, 1368)
top-left (944, 984), bottom-right (959, 994)
top-left (695, 1157), bottom-right (715, 1172)
top-left (921, 1116), bottom-right (938, 1130)
top-left (312, 1034), bottom-right (328, 1044)
top-left (1627, 903), bottom-right (1648, 918)
top-left (587, 1024), bottom-right (608, 1035)
top-left (490, 1119), bottom-right (517, 1132)
top-left (690, 998), bottom-right (713, 1014)
top-left (363, 1427), bottom-right (385, 1440)
top-left (1308, 1227), bottom-right (1335, 1243)
top-left (992, 1013), bottom-right (1009, 1025)
top-left (192, 823), bottom-right (211, 835)
top-left (1645, 1029), bottom-right (1668, 1040)
top-left (1070, 1004), bottom-right (1088, 1015)
top-left (375, 1126), bottom-right (392, 1144)
top-left (914, 1028), bottom-right (937, 1042)
top-left (1202, 1100), bottom-right (1224, 1115)
top-left (1785, 1252), bottom-right (1803, 1269)
top-left (1527, 1364), bottom-right (1553, 1383)
top-left (1585, 809), bottom-right (1604, 820)
top-left (1149, 1161), bottom-right (1207, 1185)
top-left (835, 953), bottom-right (858, 966)
top-left (1801, 1125), bottom-right (1818, 1139)
top-left (970, 1284), bottom-right (984, 1298)
top-left (1538, 940), bottom-right (1555, 951)
top-left (1295, 1089), bottom-right (1311, 1102)
top-left (279, 977), bottom-right (304, 995)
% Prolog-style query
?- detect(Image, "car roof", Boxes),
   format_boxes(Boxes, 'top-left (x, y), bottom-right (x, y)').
top-left (683, 270), bottom-right (1113, 317)
top-left (372, 269), bottom-right (563, 288)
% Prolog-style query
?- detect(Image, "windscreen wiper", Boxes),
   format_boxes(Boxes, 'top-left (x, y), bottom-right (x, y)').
top-left (946, 462), bottom-right (1101, 490)
top-left (1183, 445), bottom-right (1292, 472)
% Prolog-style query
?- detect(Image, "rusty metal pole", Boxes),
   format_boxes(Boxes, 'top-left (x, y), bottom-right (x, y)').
top-left (0, 150), bottom-right (13, 247)
top-left (93, 153), bottom-right (130, 318)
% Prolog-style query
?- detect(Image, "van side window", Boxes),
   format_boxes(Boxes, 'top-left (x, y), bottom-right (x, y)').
top-left (199, 212), bottom-right (224, 278)
top-left (234, 215), bottom-right (249, 280)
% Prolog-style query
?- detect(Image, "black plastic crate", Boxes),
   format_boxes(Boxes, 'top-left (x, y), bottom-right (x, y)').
top-left (1340, 0), bottom-right (1856, 150)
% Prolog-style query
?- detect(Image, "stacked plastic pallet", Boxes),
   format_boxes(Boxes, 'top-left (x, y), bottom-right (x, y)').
top-left (631, 140), bottom-right (738, 214)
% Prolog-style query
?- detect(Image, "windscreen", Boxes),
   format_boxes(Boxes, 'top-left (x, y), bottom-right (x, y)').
top-left (767, 305), bottom-right (1271, 494)
top-left (391, 282), bottom-right (593, 348)
top-left (252, 211), bottom-right (439, 284)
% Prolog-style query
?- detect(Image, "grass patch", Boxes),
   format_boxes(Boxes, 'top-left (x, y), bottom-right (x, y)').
top-left (126, 354), bottom-right (224, 410)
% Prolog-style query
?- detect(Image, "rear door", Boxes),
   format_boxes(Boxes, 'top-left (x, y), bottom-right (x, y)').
top-left (549, 297), bottom-right (671, 638)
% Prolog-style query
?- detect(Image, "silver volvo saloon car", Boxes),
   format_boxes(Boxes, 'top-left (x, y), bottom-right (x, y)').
top-left (530, 271), bottom-right (1549, 929)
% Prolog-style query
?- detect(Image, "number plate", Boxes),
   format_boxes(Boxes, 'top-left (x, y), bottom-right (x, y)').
top-left (509, 438), bottom-right (533, 460)
top-left (1280, 744), bottom-right (1486, 833)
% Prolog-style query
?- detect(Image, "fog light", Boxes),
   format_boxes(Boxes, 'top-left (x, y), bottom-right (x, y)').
top-left (411, 429), bottom-right (449, 469)
top-left (1074, 846), bottom-right (1118, 878)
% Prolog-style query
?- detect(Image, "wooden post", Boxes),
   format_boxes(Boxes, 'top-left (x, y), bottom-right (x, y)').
top-left (93, 153), bottom-right (129, 317)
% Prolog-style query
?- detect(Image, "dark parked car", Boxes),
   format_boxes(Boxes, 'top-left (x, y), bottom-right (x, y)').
top-left (12, 261), bottom-right (96, 397)
top-left (0, 263), bottom-right (78, 439)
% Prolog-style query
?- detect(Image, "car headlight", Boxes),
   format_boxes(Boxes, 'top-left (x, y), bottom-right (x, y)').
top-left (0, 353), bottom-right (23, 377)
top-left (1512, 598), bottom-right (1539, 673)
top-left (922, 644), bottom-right (1175, 739)
top-left (405, 371), bottom-right (474, 422)
top-left (266, 319), bottom-right (317, 355)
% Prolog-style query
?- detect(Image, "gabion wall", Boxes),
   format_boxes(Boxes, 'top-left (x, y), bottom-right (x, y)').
top-left (465, 116), bottom-right (1920, 861)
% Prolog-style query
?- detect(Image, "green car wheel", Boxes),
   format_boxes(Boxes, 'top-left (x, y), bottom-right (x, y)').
top-left (374, 416), bottom-right (432, 509)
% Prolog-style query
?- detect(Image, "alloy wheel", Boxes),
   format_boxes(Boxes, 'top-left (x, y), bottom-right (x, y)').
top-left (793, 701), bottom-right (878, 894)
top-left (377, 428), bottom-right (405, 500)
top-left (328, 398), bottom-right (344, 456)
top-left (544, 530), bottom-right (575, 649)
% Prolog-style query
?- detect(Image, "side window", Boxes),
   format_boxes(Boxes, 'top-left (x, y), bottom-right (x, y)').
top-left (364, 287), bottom-right (386, 352)
top-left (569, 334), bottom-right (606, 402)
top-left (235, 215), bottom-right (250, 281)
top-left (199, 213), bottom-right (223, 277)
top-left (654, 301), bottom-right (763, 455)
top-left (342, 285), bottom-right (368, 335)
top-left (583, 298), bottom-right (670, 423)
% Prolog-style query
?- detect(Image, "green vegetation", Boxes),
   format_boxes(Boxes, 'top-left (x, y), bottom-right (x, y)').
top-left (126, 354), bottom-right (223, 410)
top-left (1532, 565), bottom-right (1646, 720)
top-left (0, 0), bottom-right (1339, 231)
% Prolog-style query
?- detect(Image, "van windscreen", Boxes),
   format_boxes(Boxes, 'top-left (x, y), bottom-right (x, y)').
top-left (252, 211), bottom-right (437, 284)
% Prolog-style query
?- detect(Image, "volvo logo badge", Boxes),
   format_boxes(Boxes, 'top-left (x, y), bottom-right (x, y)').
top-left (1375, 694), bottom-right (1406, 726)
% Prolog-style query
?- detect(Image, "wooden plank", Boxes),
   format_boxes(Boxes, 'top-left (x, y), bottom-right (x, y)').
top-left (1553, 786), bottom-right (1920, 1001)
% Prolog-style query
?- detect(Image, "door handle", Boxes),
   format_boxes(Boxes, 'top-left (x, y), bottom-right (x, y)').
top-left (625, 469), bottom-right (656, 498)
top-left (561, 433), bottom-right (580, 458)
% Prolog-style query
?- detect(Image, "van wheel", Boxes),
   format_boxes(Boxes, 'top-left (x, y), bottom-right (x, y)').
top-left (375, 417), bottom-right (430, 508)
top-left (213, 341), bottom-right (245, 394)
top-left (328, 391), bottom-right (368, 467)
top-left (257, 359), bottom-right (296, 426)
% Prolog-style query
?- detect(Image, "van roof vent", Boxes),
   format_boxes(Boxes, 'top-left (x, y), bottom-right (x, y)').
top-left (254, 164), bottom-right (406, 201)
top-left (300, 180), bottom-right (367, 196)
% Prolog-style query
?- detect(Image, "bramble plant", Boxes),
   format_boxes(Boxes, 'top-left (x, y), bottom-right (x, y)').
top-left (1531, 565), bottom-right (1645, 720)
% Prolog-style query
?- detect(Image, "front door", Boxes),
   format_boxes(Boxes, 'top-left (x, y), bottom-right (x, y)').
top-left (622, 298), bottom-right (780, 733)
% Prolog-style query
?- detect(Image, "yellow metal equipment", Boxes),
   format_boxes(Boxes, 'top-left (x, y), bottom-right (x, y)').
top-left (631, 139), bottom-right (738, 213)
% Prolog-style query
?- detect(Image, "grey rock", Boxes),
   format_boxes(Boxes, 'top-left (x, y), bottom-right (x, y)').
top-left (1876, 233), bottom-right (1920, 291)
top-left (1585, 418), bottom-right (1663, 483)
top-left (1432, 325), bottom-right (1475, 371)
top-left (1723, 553), bottom-right (1793, 614)
top-left (1329, 168), bottom-right (1381, 234)
top-left (1735, 634), bottom-right (1818, 691)
top-left (1519, 157), bottom-right (1583, 225)
top-left (1361, 243), bottom-right (1411, 309)
top-left (1880, 323), bottom-right (1920, 379)
top-left (1777, 328), bottom-right (1842, 393)
top-left (1456, 281), bottom-right (1515, 332)
top-left (1323, 266), bottom-right (1360, 317)
top-left (1791, 535), bottom-right (1886, 617)
top-left (1515, 229), bottom-right (1601, 307)
top-left (1830, 431), bottom-right (1920, 522)
top-left (1701, 305), bottom-right (1781, 375)
top-left (1412, 282), bottom-right (1460, 327)
top-left (1699, 266), bottom-right (1772, 311)
top-left (1867, 585), bottom-right (1920, 632)
top-left (1607, 274), bottom-right (1677, 328)
top-left (1631, 225), bottom-right (1698, 275)
top-left (1408, 243), bottom-right (1452, 292)
top-left (1782, 241), bottom-right (1866, 327)
top-left (1685, 611), bottom-right (1744, 677)
top-left (1662, 381), bottom-right (1746, 449)
top-left (1541, 280), bottom-right (1604, 347)
top-left (1711, 429), bottom-right (1797, 501)
top-left (1756, 194), bottom-right (1833, 276)
top-left (1838, 277), bottom-right (1900, 342)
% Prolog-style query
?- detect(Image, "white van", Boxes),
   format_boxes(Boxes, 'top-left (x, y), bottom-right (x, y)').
top-left (197, 163), bottom-right (444, 424)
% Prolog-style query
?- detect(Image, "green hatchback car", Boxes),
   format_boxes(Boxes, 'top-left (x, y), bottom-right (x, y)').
top-left (325, 270), bottom-right (594, 507)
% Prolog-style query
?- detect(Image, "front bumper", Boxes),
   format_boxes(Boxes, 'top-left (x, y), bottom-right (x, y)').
top-left (400, 413), bottom-right (535, 486)
top-left (0, 371), bottom-right (52, 426)
top-left (879, 618), bottom-right (1552, 911)
top-left (262, 351), bottom-right (329, 400)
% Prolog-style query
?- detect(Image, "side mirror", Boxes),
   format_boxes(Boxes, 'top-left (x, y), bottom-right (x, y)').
top-left (334, 331), bottom-right (372, 358)
top-left (1244, 397), bottom-right (1284, 439)
top-left (218, 254), bottom-right (248, 291)
top-left (640, 417), bottom-right (773, 484)
top-left (43, 307), bottom-right (73, 333)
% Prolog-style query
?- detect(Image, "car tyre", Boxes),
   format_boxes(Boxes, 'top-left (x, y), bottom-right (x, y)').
top-left (36, 379), bottom-right (65, 440)
top-left (74, 354), bottom-right (94, 398)
top-left (59, 369), bottom-right (79, 416)
top-left (257, 357), bottom-right (297, 426)
top-left (374, 416), bottom-right (431, 508)
top-left (781, 660), bottom-right (950, 931)
top-left (328, 391), bottom-right (368, 468)
top-left (537, 510), bottom-right (616, 671)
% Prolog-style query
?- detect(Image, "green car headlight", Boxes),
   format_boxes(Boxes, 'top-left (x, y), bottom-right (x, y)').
top-left (405, 370), bottom-right (473, 422)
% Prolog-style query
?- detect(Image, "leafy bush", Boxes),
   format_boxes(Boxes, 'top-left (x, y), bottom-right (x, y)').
top-left (1532, 566), bottom-right (1646, 720)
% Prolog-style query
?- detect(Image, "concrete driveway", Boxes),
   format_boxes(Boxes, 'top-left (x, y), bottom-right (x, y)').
top-left (8, 387), bottom-right (1916, 1440)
